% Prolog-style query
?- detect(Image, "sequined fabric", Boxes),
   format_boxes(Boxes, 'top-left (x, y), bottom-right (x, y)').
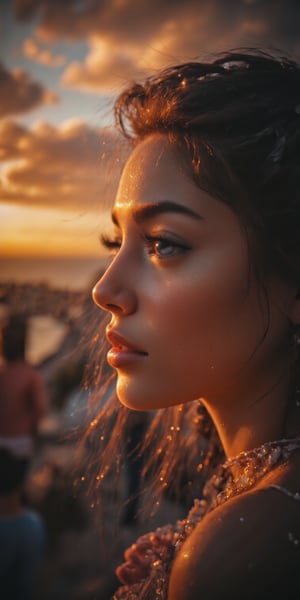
top-left (113, 437), bottom-right (300, 600)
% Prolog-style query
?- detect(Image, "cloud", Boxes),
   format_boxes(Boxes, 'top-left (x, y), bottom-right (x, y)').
top-left (0, 118), bottom-right (125, 211)
top-left (0, 62), bottom-right (58, 118)
top-left (60, 4), bottom-right (271, 92)
top-left (61, 36), bottom-right (143, 93)
top-left (12, 1), bottom-right (300, 50)
top-left (23, 37), bottom-right (66, 67)
top-left (12, 0), bottom-right (42, 22)
top-left (14, 0), bottom-right (300, 93)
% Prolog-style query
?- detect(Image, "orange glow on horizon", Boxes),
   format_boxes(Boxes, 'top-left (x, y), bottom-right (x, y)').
top-left (0, 244), bottom-right (102, 259)
top-left (0, 235), bottom-right (103, 259)
top-left (1, 203), bottom-right (111, 259)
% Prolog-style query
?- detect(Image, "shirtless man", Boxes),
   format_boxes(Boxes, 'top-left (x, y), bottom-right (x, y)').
top-left (0, 313), bottom-right (48, 459)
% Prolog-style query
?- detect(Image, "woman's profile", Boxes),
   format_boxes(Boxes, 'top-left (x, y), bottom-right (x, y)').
top-left (91, 49), bottom-right (300, 599)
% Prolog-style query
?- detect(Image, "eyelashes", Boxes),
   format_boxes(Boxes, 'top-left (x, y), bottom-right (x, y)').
top-left (100, 232), bottom-right (191, 260)
top-left (100, 233), bottom-right (121, 250)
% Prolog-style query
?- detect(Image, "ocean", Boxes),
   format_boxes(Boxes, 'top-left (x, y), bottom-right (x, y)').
top-left (0, 256), bottom-right (107, 291)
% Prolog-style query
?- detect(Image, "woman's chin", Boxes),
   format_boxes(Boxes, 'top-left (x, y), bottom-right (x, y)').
top-left (116, 383), bottom-right (156, 410)
top-left (117, 393), bottom-right (155, 411)
top-left (116, 384), bottom-right (185, 411)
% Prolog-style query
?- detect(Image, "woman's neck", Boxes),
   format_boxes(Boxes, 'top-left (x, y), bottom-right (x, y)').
top-left (202, 367), bottom-right (294, 459)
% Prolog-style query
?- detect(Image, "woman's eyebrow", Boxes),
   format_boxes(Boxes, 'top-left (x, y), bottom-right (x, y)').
top-left (111, 200), bottom-right (204, 226)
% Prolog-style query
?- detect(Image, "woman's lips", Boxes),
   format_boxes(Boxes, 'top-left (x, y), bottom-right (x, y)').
top-left (106, 329), bottom-right (148, 368)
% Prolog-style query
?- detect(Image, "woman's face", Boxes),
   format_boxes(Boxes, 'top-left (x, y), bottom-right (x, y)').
top-left (93, 135), bottom-right (292, 410)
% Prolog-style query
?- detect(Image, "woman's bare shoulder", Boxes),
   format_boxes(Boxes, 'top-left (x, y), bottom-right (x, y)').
top-left (168, 477), bottom-right (300, 600)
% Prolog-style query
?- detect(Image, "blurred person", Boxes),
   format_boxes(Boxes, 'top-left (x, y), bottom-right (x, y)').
top-left (0, 313), bottom-right (49, 461)
top-left (0, 447), bottom-right (47, 599)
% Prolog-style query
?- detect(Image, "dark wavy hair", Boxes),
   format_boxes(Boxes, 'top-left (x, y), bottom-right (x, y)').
top-left (79, 49), bottom-right (300, 515)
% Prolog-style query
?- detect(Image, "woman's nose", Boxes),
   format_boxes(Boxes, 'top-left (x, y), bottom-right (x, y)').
top-left (92, 263), bottom-right (137, 316)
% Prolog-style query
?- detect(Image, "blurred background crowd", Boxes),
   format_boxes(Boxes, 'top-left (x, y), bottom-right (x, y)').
top-left (0, 272), bottom-right (193, 600)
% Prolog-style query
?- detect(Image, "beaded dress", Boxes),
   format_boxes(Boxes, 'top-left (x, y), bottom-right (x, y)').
top-left (113, 437), bottom-right (300, 600)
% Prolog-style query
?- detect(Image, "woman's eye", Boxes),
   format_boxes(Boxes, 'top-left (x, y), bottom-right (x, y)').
top-left (145, 236), bottom-right (189, 259)
top-left (100, 233), bottom-right (190, 260)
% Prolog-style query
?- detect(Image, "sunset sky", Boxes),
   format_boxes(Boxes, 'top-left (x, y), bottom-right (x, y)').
top-left (1, 0), bottom-right (300, 259)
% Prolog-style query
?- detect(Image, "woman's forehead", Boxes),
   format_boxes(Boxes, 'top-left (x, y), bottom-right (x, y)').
top-left (123, 134), bottom-right (187, 174)
top-left (114, 135), bottom-right (196, 209)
